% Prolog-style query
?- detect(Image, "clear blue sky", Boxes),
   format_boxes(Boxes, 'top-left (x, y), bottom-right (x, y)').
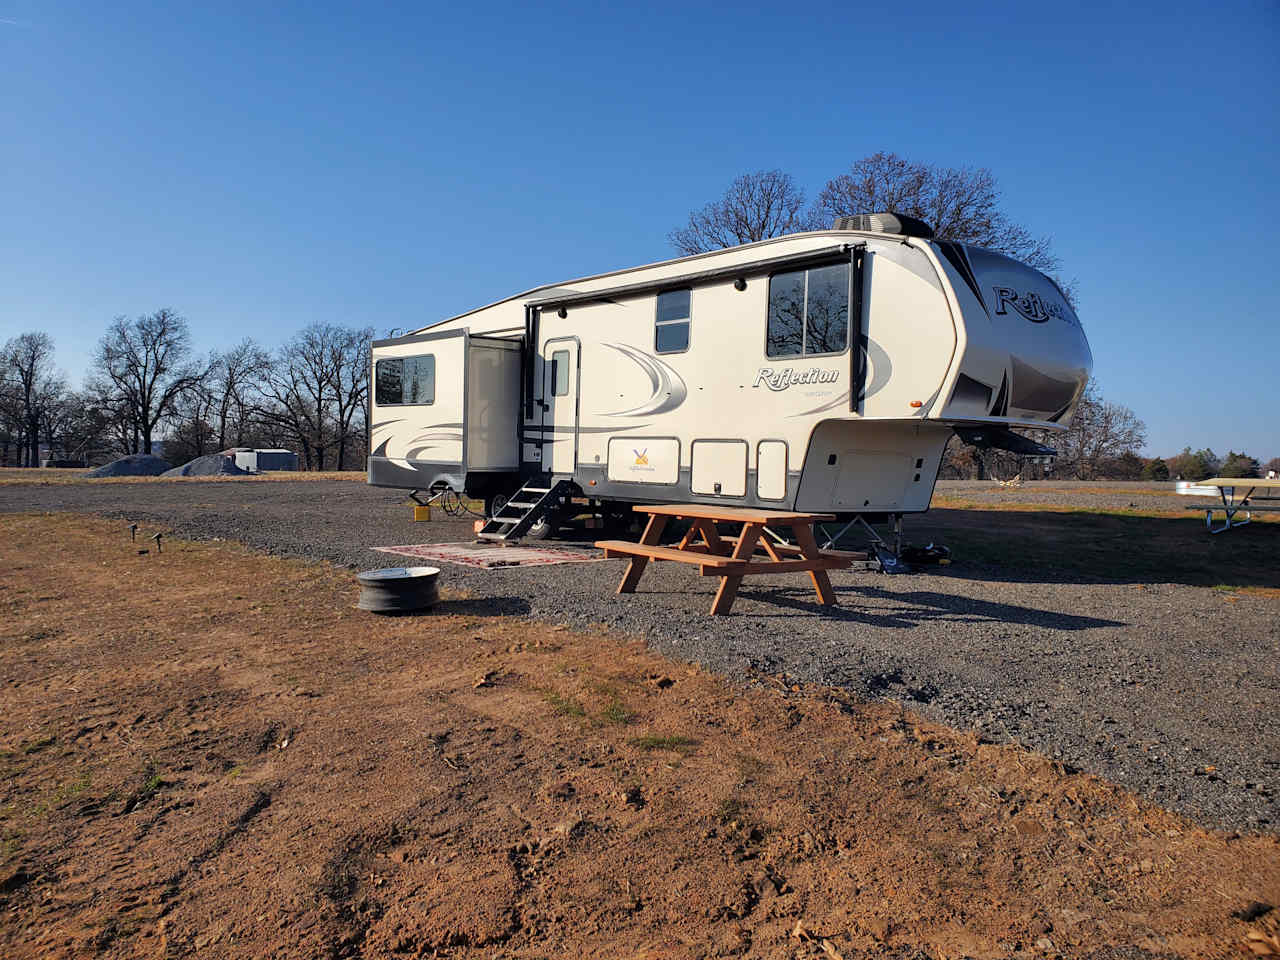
top-left (3, 0), bottom-right (1277, 460)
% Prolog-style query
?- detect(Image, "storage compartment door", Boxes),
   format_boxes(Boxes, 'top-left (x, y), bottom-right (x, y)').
top-left (691, 440), bottom-right (748, 497)
top-left (757, 441), bottom-right (788, 500)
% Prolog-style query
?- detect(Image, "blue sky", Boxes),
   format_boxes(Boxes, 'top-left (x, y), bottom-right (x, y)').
top-left (3, 0), bottom-right (1277, 459)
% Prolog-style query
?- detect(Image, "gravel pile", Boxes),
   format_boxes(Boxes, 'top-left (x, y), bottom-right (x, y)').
top-left (1, 477), bottom-right (1276, 834)
top-left (161, 454), bottom-right (250, 478)
top-left (83, 454), bottom-right (172, 478)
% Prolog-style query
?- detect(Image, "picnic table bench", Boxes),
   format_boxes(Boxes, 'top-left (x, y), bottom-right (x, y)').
top-left (595, 504), bottom-right (853, 615)
top-left (1177, 477), bottom-right (1280, 534)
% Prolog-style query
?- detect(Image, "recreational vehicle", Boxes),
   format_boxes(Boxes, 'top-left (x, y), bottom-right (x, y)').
top-left (369, 214), bottom-right (1092, 542)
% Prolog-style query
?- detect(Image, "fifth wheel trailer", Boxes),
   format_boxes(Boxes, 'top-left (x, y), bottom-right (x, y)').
top-left (369, 213), bottom-right (1092, 538)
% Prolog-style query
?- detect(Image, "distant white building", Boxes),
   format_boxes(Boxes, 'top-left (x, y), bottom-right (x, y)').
top-left (231, 449), bottom-right (298, 472)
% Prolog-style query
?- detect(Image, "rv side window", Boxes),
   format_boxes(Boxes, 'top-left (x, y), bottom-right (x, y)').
top-left (766, 262), bottom-right (849, 357)
top-left (655, 288), bottom-right (691, 354)
top-left (551, 349), bottom-right (570, 396)
top-left (375, 355), bottom-right (435, 405)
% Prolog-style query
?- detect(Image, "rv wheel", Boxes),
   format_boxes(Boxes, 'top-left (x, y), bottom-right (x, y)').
top-left (484, 492), bottom-right (509, 519)
top-left (524, 515), bottom-right (555, 540)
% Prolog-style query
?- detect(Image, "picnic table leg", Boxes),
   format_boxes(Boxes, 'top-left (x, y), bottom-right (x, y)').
top-left (710, 522), bottom-right (761, 616)
top-left (617, 514), bottom-right (668, 593)
top-left (695, 519), bottom-right (728, 555)
top-left (791, 522), bottom-right (836, 606)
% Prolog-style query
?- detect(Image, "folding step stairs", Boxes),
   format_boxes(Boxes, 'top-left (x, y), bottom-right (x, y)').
top-left (477, 477), bottom-right (574, 543)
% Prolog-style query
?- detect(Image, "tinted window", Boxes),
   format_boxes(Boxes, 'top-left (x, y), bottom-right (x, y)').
top-left (375, 358), bottom-right (403, 406)
top-left (655, 288), bottom-right (691, 354)
top-left (551, 349), bottom-right (570, 396)
top-left (805, 263), bottom-right (849, 354)
top-left (766, 270), bottom-right (805, 357)
top-left (766, 262), bottom-right (849, 357)
top-left (375, 355), bottom-right (435, 405)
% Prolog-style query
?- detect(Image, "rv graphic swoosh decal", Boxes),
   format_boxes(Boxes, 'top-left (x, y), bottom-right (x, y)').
top-left (858, 335), bottom-right (892, 402)
top-left (598, 343), bottom-right (688, 417)
top-left (788, 390), bottom-right (852, 418)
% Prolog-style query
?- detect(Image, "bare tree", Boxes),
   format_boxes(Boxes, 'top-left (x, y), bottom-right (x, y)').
top-left (93, 310), bottom-right (208, 455)
top-left (328, 326), bottom-right (373, 470)
top-left (1053, 382), bottom-right (1147, 479)
top-left (668, 170), bottom-right (811, 255)
top-left (208, 339), bottom-right (272, 449)
top-left (2, 332), bottom-right (64, 466)
top-left (260, 324), bottom-right (338, 470)
top-left (810, 152), bottom-right (1061, 276)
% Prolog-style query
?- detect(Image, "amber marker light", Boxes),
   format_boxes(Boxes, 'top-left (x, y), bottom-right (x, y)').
top-left (910, 401), bottom-right (923, 407)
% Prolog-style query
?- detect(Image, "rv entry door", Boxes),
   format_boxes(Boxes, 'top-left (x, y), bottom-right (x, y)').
top-left (541, 339), bottom-right (579, 475)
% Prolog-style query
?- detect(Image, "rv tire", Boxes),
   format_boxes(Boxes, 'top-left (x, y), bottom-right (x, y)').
top-left (524, 516), bottom-right (554, 540)
top-left (484, 492), bottom-right (509, 519)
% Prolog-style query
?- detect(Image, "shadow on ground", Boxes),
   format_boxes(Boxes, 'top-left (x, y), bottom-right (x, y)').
top-left (870, 508), bottom-right (1280, 590)
top-left (734, 583), bottom-right (1126, 629)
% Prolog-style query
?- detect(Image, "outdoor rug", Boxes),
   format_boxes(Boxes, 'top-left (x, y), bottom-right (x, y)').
top-left (372, 541), bottom-right (608, 569)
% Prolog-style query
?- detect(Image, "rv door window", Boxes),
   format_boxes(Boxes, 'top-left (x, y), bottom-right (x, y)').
top-left (766, 262), bottom-right (849, 357)
top-left (551, 349), bottom-right (570, 396)
top-left (375, 355), bottom-right (435, 405)
top-left (655, 288), bottom-right (691, 354)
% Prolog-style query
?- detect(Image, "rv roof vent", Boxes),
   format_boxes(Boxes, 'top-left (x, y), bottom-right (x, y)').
top-left (832, 212), bottom-right (935, 239)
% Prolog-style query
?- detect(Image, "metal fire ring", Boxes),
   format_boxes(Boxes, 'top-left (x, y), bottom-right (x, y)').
top-left (356, 566), bottom-right (440, 614)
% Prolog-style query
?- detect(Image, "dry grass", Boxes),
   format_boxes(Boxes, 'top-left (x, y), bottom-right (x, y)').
top-left (0, 467), bottom-right (367, 486)
top-left (1, 514), bottom-right (1277, 958)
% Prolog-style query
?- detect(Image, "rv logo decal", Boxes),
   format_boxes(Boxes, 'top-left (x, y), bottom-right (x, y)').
top-left (753, 367), bottom-right (840, 391)
top-left (992, 286), bottom-right (1068, 324)
top-left (633, 448), bottom-right (648, 466)
top-left (598, 343), bottom-right (688, 417)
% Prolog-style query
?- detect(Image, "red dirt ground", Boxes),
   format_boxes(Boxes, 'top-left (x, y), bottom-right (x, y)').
top-left (1, 514), bottom-right (1277, 959)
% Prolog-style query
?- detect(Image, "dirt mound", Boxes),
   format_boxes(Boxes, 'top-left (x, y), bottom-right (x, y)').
top-left (161, 454), bottom-right (249, 478)
top-left (83, 454), bottom-right (171, 478)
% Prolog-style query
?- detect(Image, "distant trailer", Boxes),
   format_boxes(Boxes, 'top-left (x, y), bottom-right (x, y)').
top-left (233, 449), bottom-right (298, 472)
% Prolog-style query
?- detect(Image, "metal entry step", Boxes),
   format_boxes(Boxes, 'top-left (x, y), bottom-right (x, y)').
top-left (477, 477), bottom-right (574, 543)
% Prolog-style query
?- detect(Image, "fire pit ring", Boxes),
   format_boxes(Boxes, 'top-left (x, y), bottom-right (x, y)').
top-left (356, 566), bottom-right (440, 614)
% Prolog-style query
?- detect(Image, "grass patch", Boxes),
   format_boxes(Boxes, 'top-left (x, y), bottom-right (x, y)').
top-left (601, 700), bottom-right (633, 725)
top-left (120, 763), bottom-right (165, 814)
top-left (22, 735), bottom-right (57, 755)
top-left (630, 734), bottom-right (697, 753)
top-left (545, 692), bottom-right (586, 718)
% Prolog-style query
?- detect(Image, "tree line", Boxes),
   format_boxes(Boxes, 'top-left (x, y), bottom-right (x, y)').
top-left (1, 313), bottom-right (374, 471)
top-left (938, 382), bottom-right (1276, 480)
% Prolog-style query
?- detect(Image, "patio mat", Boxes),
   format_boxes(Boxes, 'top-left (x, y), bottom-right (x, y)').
top-left (373, 541), bottom-right (608, 569)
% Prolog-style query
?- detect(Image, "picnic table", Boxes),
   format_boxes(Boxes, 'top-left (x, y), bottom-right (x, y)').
top-left (595, 504), bottom-right (852, 615)
top-left (1177, 477), bottom-right (1280, 533)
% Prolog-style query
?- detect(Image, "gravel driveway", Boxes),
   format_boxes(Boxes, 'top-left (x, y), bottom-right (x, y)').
top-left (3, 476), bottom-right (1276, 834)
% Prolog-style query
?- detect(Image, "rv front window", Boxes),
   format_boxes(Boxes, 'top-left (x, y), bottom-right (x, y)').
top-left (375, 354), bottom-right (435, 405)
top-left (655, 288), bottom-right (691, 353)
top-left (766, 262), bottom-right (849, 357)
top-left (551, 349), bottom-right (570, 396)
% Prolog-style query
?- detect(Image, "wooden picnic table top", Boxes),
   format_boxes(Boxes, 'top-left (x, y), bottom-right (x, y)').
top-left (631, 503), bottom-right (836, 524)
top-left (1200, 477), bottom-right (1280, 490)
